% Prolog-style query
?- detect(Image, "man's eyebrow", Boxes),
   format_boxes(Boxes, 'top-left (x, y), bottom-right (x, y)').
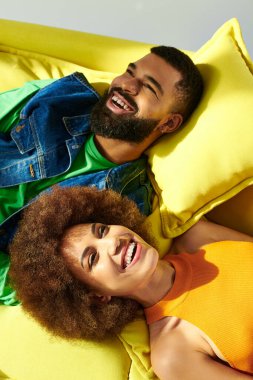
top-left (80, 223), bottom-right (96, 268)
top-left (127, 62), bottom-right (163, 95)
top-left (128, 62), bottom-right (136, 70)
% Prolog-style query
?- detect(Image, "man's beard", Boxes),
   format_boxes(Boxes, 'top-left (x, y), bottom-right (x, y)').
top-left (90, 89), bottom-right (159, 143)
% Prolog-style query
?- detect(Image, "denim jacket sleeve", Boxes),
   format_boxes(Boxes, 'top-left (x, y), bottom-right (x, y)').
top-left (0, 78), bottom-right (56, 134)
top-left (0, 73), bottom-right (99, 187)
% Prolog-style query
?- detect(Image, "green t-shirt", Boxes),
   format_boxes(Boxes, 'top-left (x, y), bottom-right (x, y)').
top-left (0, 79), bottom-right (116, 305)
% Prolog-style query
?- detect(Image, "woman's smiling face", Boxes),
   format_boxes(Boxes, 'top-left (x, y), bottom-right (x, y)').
top-left (61, 223), bottom-right (159, 298)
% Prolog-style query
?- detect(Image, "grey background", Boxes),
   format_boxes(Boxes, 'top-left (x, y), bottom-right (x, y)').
top-left (1, 0), bottom-right (252, 58)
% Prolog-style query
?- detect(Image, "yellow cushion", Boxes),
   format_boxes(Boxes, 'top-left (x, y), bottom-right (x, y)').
top-left (0, 305), bottom-right (157, 380)
top-left (0, 45), bottom-right (115, 94)
top-left (147, 18), bottom-right (253, 238)
top-left (0, 19), bottom-right (153, 92)
top-left (0, 305), bottom-right (130, 380)
top-left (206, 185), bottom-right (253, 235)
top-left (0, 306), bottom-right (156, 380)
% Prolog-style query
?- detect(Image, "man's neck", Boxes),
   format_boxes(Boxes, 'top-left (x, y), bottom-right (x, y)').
top-left (94, 132), bottom-right (161, 164)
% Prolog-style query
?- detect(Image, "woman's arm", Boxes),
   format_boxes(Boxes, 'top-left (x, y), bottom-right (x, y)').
top-left (150, 319), bottom-right (253, 380)
top-left (153, 346), bottom-right (253, 380)
top-left (170, 219), bottom-right (253, 253)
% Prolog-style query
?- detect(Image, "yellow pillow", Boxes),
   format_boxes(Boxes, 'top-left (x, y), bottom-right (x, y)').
top-left (0, 45), bottom-right (116, 94)
top-left (0, 19), bottom-right (153, 92)
top-left (147, 18), bottom-right (253, 238)
top-left (0, 305), bottom-right (131, 380)
top-left (207, 185), bottom-right (253, 236)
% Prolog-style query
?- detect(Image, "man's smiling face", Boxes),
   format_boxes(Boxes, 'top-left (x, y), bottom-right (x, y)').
top-left (90, 52), bottom-right (183, 143)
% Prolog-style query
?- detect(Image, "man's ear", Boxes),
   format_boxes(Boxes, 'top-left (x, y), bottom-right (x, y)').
top-left (157, 113), bottom-right (183, 134)
top-left (89, 292), bottom-right (111, 304)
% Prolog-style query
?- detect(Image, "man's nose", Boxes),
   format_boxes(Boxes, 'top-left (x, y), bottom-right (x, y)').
top-left (121, 78), bottom-right (140, 95)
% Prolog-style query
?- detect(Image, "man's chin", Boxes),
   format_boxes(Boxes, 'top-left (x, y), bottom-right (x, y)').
top-left (90, 114), bottom-right (158, 143)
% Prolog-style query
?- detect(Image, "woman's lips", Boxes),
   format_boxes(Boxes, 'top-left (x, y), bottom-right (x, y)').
top-left (124, 242), bottom-right (142, 270)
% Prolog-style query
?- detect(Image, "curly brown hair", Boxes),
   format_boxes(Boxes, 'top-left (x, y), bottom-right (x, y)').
top-left (9, 186), bottom-right (155, 341)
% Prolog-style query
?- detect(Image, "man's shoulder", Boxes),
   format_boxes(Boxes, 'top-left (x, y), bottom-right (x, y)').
top-left (52, 72), bottom-right (100, 100)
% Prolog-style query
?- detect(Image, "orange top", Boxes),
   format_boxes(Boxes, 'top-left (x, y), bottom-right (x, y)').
top-left (145, 241), bottom-right (253, 374)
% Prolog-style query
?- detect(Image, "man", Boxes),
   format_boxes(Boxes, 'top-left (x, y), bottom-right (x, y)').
top-left (0, 46), bottom-right (203, 264)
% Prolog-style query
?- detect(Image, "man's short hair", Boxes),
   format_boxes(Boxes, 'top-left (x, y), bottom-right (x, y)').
top-left (151, 45), bottom-right (203, 122)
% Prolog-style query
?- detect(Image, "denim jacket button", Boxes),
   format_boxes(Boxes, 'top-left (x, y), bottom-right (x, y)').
top-left (15, 125), bottom-right (24, 132)
top-left (29, 164), bottom-right (35, 178)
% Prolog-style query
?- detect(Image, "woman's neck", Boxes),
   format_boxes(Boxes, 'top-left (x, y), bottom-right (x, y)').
top-left (133, 259), bottom-right (175, 308)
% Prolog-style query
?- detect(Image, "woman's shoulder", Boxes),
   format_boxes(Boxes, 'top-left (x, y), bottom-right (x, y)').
top-left (149, 316), bottom-right (220, 379)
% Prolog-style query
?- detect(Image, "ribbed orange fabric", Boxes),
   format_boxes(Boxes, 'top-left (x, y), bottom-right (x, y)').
top-left (145, 241), bottom-right (253, 374)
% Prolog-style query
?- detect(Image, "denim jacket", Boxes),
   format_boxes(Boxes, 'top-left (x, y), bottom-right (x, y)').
top-left (0, 73), bottom-right (152, 250)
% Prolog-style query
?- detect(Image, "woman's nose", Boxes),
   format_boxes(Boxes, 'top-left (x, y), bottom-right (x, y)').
top-left (102, 237), bottom-right (124, 257)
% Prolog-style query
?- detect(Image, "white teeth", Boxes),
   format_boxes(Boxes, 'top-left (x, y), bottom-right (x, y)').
top-left (124, 242), bottom-right (136, 268)
top-left (112, 95), bottom-right (131, 111)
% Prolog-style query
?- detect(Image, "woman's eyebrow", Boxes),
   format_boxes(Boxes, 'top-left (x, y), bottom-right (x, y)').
top-left (91, 223), bottom-right (96, 234)
top-left (80, 223), bottom-right (96, 268)
top-left (80, 247), bottom-right (89, 269)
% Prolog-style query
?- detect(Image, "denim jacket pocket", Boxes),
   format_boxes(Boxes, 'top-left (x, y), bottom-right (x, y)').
top-left (105, 158), bottom-right (153, 216)
top-left (63, 114), bottom-right (91, 136)
top-left (10, 118), bottom-right (35, 154)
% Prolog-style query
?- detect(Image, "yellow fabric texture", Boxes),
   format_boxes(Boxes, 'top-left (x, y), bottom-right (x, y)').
top-left (0, 306), bottom-right (131, 380)
top-left (206, 185), bottom-right (253, 235)
top-left (147, 18), bottom-right (253, 237)
top-left (0, 19), bottom-right (157, 380)
top-left (0, 18), bottom-right (154, 93)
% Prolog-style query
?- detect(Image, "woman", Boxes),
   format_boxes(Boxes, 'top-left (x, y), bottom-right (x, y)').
top-left (9, 186), bottom-right (253, 379)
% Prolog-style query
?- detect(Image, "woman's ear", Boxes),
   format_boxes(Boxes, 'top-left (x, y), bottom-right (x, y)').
top-left (96, 294), bottom-right (111, 303)
top-left (158, 113), bottom-right (183, 134)
top-left (89, 292), bottom-right (111, 304)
